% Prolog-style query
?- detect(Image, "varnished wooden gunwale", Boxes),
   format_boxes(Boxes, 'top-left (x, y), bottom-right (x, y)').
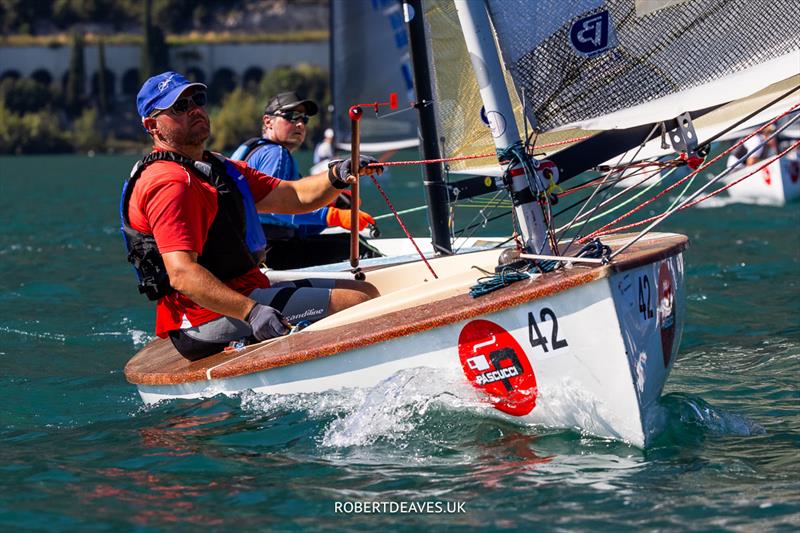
top-left (124, 234), bottom-right (687, 386)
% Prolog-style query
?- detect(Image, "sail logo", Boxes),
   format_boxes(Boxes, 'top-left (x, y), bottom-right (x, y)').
top-left (480, 107), bottom-right (507, 138)
top-left (570, 10), bottom-right (617, 57)
top-left (157, 74), bottom-right (177, 92)
top-left (458, 320), bottom-right (537, 416)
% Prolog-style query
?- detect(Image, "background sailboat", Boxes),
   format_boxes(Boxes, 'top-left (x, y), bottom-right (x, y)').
top-left (330, 0), bottom-right (419, 154)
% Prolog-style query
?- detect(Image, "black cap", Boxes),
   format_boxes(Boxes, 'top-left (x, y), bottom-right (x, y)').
top-left (264, 91), bottom-right (319, 116)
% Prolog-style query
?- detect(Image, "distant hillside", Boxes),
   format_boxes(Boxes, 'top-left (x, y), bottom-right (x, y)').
top-left (1, 0), bottom-right (329, 37)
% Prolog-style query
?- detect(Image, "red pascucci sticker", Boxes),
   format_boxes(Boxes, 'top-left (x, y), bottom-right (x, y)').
top-left (458, 320), bottom-right (537, 416)
top-left (658, 262), bottom-right (676, 367)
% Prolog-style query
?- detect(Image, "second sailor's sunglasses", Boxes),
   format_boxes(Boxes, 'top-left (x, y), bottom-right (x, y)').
top-left (272, 111), bottom-right (310, 124)
top-left (153, 91), bottom-right (207, 117)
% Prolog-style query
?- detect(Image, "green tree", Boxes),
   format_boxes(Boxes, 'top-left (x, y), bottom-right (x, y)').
top-left (71, 107), bottom-right (103, 152)
top-left (0, 0), bottom-right (53, 34)
top-left (0, 78), bottom-right (52, 113)
top-left (0, 102), bottom-right (70, 154)
top-left (65, 29), bottom-right (86, 116)
top-left (207, 87), bottom-right (261, 152)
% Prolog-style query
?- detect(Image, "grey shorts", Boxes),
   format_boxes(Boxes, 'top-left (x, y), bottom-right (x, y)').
top-left (169, 278), bottom-right (335, 360)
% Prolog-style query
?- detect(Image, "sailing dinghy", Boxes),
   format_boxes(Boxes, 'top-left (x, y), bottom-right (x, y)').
top-left (125, 0), bottom-right (800, 447)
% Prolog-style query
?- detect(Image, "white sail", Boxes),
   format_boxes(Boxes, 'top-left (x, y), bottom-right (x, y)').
top-left (331, 0), bottom-right (419, 152)
top-left (424, 0), bottom-right (799, 175)
top-left (485, 0), bottom-right (800, 132)
top-left (424, 0), bottom-right (597, 175)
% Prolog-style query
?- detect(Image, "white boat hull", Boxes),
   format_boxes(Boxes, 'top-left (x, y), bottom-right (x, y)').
top-left (723, 156), bottom-right (800, 204)
top-left (136, 247), bottom-right (685, 447)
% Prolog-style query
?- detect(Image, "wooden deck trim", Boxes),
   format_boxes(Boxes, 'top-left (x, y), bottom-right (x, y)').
top-left (124, 234), bottom-right (687, 386)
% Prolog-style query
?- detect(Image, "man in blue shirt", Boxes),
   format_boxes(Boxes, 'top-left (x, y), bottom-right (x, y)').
top-left (232, 92), bottom-right (375, 241)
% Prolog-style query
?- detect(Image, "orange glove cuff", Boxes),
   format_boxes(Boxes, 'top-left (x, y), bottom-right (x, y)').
top-left (326, 207), bottom-right (375, 231)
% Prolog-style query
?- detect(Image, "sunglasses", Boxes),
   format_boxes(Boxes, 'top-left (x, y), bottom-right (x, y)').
top-left (153, 91), bottom-right (207, 117)
top-left (272, 111), bottom-right (310, 124)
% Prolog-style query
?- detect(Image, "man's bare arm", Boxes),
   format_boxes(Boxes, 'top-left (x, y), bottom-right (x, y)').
top-left (162, 250), bottom-right (255, 320)
top-left (255, 170), bottom-right (342, 214)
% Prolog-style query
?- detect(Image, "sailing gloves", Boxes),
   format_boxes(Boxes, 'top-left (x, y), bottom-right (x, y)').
top-left (326, 207), bottom-right (376, 231)
top-left (245, 303), bottom-right (290, 341)
top-left (327, 155), bottom-right (383, 189)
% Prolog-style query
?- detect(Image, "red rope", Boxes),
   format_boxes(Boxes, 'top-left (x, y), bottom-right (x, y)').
top-left (560, 163), bottom-right (664, 196)
top-left (680, 140), bottom-right (800, 207)
top-left (577, 103), bottom-right (799, 243)
top-left (367, 173), bottom-right (439, 279)
top-left (589, 140), bottom-right (800, 236)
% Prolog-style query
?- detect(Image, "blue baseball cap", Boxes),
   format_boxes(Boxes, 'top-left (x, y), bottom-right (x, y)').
top-left (136, 71), bottom-right (207, 118)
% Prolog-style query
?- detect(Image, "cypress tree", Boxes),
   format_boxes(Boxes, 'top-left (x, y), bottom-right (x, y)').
top-left (140, 0), bottom-right (153, 81)
top-left (141, 0), bottom-right (169, 81)
top-left (97, 38), bottom-right (109, 113)
top-left (65, 29), bottom-right (86, 115)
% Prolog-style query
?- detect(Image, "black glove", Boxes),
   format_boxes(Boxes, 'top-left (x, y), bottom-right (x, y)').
top-left (328, 155), bottom-right (383, 189)
top-left (245, 304), bottom-right (289, 341)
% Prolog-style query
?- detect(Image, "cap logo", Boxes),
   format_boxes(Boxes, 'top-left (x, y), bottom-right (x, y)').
top-left (157, 74), bottom-right (176, 92)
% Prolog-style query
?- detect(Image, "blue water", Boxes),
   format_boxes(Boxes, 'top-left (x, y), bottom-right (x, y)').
top-left (1, 154), bottom-right (798, 530)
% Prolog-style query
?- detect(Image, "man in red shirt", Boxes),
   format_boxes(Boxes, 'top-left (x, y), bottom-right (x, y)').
top-left (122, 71), bottom-right (381, 360)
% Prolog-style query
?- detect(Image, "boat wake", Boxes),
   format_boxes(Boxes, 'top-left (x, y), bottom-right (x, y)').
top-left (649, 393), bottom-right (765, 444)
top-left (237, 367), bottom-right (687, 448)
top-left (239, 367), bottom-right (487, 448)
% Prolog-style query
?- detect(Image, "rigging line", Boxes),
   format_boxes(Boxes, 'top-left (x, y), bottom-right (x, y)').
top-left (605, 126), bottom-right (800, 258)
top-left (665, 116), bottom-right (800, 210)
top-left (698, 82), bottom-right (800, 150)
top-left (556, 166), bottom-right (651, 200)
top-left (492, 234), bottom-right (518, 249)
top-left (556, 163), bottom-right (662, 221)
top-left (458, 201), bottom-right (514, 208)
top-left (679, 140), bottom-right (800, 209)
top-left (453, 188), bottom-right (509, 253)
top-left (366, 173), bottom-right (438, 279)
top-left (551, 162), bottom-right (661, 218)
top-left (374, 105), bottom-right (417, 120)
top-left (559, 123), bottom-right (660, 247)
top-left (600, 140), bottom-right (800, 243)
top-left (373, 152), bottom-right (497, 167)
top-left (560, 122), bottom-right (661, 256)
top-left (560, 172), bottom-right (633, 197)
top-left (590, 167), bottom-right (678, 223)
top-left (364, 136), bottom-right (591, 168)
top-left (452, 209), bottom-right (512, 237)
top-left (580, 104), bottom-right (799, 244)
top-left (664, 167), bottom-right (697, 213)
top-left (556, 165), bottom-right (671, 235)
top-left (372, 204), bottom-right (428, 221)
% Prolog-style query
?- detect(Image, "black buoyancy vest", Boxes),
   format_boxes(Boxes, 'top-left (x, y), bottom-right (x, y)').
top-left (231, 137), bottom-right (279, 164)
top-left (120, 150), bottom-right (266, 301)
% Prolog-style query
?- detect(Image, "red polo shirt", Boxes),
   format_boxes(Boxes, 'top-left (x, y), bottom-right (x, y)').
top-left (128, 155), bottom-right (280, 337)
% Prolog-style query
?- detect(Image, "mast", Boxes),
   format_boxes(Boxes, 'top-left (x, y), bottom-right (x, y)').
top-left (453, 0), bottom-right (551, 255)
top-left (404, 0), bottom-right (452, 256)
